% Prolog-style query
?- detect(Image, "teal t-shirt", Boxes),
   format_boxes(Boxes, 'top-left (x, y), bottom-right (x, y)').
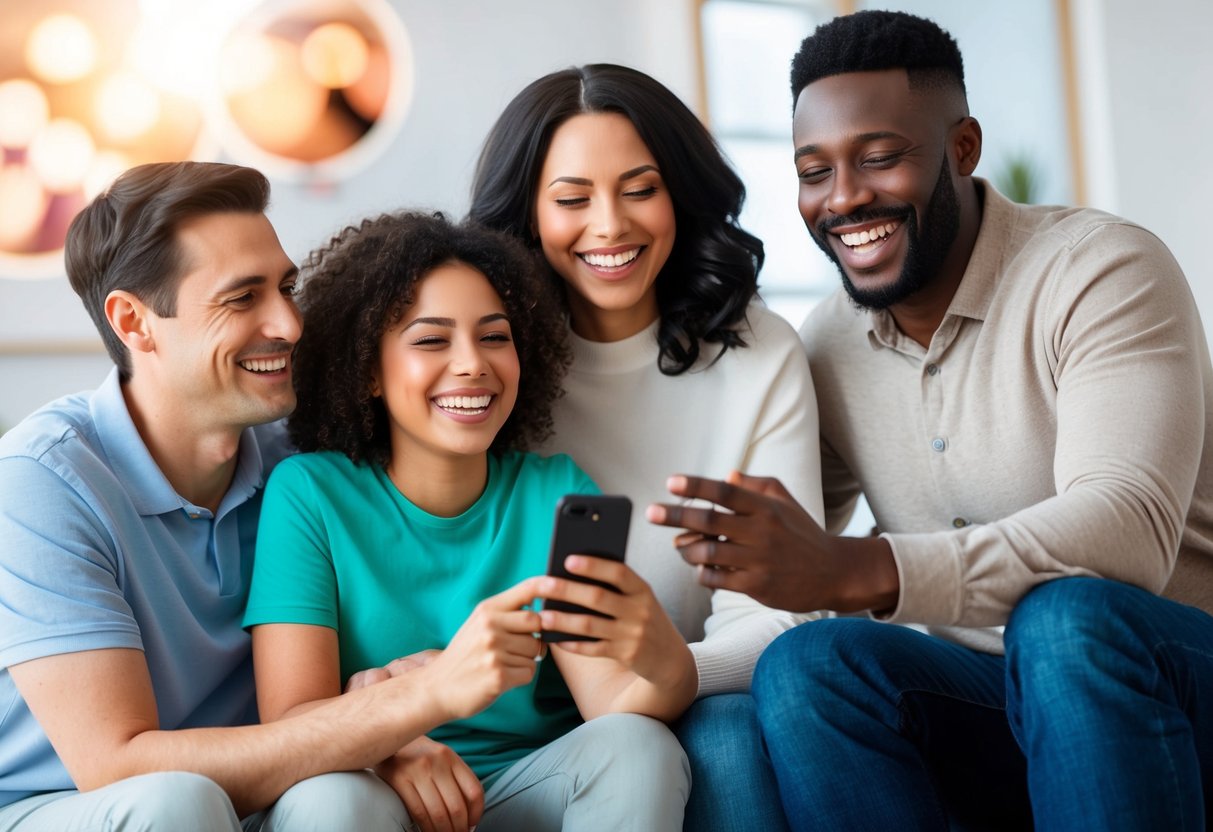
top-left (244, 449), bottom-right (597, 779)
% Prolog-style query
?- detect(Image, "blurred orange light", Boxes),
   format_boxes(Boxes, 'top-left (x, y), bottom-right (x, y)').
top-left (25, 14), bottom-right (99, 84)
top-left (0, 165), bottom-right (48, 251)
top-left (301, 22), bottom-right (369, 89)
top-left (96, 71), bottom-right (163, 142)
top-left (28, 118), bottom-right (96, 194)
top-left (0, 80), bottom-right (51, 149)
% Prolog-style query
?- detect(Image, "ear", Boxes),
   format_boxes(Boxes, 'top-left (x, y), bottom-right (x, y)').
top-left (952, 116), bottom-right (982, 176)
top-left (369, 368), bottom-right (382, 398)
top-left (104, 290), bottom-right (155, 354)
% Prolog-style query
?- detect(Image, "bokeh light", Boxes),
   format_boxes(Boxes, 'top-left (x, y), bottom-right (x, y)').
top-left (0, 80), bottom-right (51, 148)
top-left (25, 14), bottom-right (99, 85)
top-left (301, 22), bottom-right (370, 89)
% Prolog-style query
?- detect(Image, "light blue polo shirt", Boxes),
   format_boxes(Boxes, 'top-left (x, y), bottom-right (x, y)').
top-left (0, 368), bottom-right (291, 808)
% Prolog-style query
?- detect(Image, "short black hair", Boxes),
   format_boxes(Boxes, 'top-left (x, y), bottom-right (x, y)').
top-left (289, 211), bottom-right (571, 468)
top-left (65, 162), bottom-right (270, 380)
top-left (470, 63), bottom-right (763, 376)
top-left (790, 11), bottom-right (965, 103)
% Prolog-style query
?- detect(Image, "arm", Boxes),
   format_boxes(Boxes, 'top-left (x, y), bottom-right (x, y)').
top-left (538, 559), bottom-right (698, 722)
top-left (651, 226), bottom-right (1207, 624)
top-left (682, 311), bottom-right (828, 693)
top-left (251, 579), bottom-right (547, 831)
top-left (9, 645), bottom-right (460, 817)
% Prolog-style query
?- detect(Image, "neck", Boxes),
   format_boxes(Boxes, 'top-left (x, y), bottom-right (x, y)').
top-left (386, 448), bottom-right (489, 518)
top-left (121, 378), bottom-right (243, 513)
top-left (567, 292), bottom-right (659, 343)
top-left (889, 179), bottom-right (984, 348)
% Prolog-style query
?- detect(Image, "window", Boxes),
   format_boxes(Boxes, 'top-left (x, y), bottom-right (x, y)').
top-left (699, 0), bottom-right (838, 329)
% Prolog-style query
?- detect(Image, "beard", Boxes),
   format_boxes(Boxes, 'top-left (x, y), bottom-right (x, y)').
top-left (809, 155), bottom-right (960, 311)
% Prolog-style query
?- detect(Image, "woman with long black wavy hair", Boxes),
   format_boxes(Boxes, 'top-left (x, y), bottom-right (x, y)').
top-left (470, 64), bottom-right (825, 832)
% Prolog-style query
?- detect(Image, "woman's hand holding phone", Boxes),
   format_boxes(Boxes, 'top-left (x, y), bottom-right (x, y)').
top-left (423, 578), bottom-right (546, 721)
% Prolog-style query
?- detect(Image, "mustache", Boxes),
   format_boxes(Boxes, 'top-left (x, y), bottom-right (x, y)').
top-left (817, 206), bottom-right (909, 236)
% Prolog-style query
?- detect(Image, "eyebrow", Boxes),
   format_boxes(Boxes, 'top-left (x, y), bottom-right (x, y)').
top-left (547, 164), bottom-right (660, 188)
top-left (794, 131), bottom-right (904, 161)
top-left (401, 312), bottom-right (510, 331)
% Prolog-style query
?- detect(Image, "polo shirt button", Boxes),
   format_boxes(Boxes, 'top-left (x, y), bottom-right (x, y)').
top-left (926, 363), bottom-right (940, 376)
top-left (931, 437), bottom-right (947, 452)
top-left (952, 517), bottom-right (968, 528)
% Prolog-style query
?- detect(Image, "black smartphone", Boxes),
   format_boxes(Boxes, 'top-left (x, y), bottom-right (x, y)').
top-left (540, 494), bottom-right (632, 643)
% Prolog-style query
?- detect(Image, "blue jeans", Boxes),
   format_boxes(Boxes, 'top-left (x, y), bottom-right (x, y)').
top-left (674, 694), bottom-right (789, 832)
top-left (753, 578), bottom-right (1213, 831)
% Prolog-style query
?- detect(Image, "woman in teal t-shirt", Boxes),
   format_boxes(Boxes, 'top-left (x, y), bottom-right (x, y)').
top-left (245, 212), bottom-right (690, 831)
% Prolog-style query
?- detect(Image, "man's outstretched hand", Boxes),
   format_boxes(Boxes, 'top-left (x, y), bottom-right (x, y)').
top-left (646, 470), bottom-right (899, 614)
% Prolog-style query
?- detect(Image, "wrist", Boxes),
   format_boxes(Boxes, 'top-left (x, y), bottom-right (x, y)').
top-left (834, 535), bottom-right (900, 613)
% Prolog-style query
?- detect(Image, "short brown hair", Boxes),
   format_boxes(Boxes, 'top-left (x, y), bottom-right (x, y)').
top-left (65, 161), bottom-right (270, 380)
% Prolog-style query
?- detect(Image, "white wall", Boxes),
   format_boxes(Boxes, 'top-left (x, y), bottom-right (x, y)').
top-left (1072, 0), bottom-right (1213, 343)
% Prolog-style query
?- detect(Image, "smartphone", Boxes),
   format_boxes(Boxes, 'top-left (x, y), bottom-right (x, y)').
top-left (540, 494), bottom-right (632, 643)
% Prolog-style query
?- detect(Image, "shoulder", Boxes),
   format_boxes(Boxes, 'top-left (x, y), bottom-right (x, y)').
top-left (0, 389), bottom-right (96, 466)
top-left (266, 450), bottom-right (367, 491)
top-left (497, 450), bottom-right (598, 495)
top-left (799, 289), bottom-right (866, 362)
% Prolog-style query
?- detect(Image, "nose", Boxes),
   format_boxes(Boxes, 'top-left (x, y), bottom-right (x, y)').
top-left (450, 335), bottom-right (489, 378)
top-left (590, 195), bottom-right (629, 240)
top-left (826, 166), bottom-right (875, 217)
top-left (266, 289), bottom-right (303, 345)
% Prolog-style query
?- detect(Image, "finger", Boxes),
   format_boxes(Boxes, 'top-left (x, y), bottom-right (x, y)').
top-left (560, 555), bottom-right (638, 592)
top-left (396, 781), bottom-right (436, 832)
top-left (677, 536), bottom-right (752, 572)
top-left (539, 576), bottom-right (626, 618)
top-left (479, 576), bottom-right (546, 612)
top-left (539, 608), bottom-right (613, 641)
top-left (726, 469), bottom-right (795, 501)
top-left (453, 764), bottom-right (485, 828)
top-left (345, 666), bottom-right (390, 692)
top-left (646, 499), bottom-right (749, 539)
top-left (673, 531), bottom-right (706, 548)
top-left (494, 607), bottom-right (544, 635)
top-left (413, 777), bottom-right (456, 832)
top-left (433, 770), bottom-right (473, 832)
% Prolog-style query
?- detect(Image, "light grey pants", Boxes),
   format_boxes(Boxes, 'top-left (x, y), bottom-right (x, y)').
top-left (0, 714), bottom-right (689, 831)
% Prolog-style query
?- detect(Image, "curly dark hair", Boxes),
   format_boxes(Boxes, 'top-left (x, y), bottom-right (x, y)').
top-left (790, 11), bottom-right (966, 104)
top-left (289, 211), bottom-right (571, 467)
top-left (469, 63), bottom-right (763, 376)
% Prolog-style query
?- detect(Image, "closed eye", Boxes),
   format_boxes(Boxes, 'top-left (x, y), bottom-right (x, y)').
top-left (555, 197), bottom-right (588, 207)
top-left (624, 186), bottom-right (658, 198)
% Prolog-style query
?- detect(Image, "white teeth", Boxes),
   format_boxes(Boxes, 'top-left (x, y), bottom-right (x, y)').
top-left (239, 357), bottom-right (287, 373)
top-left (840, 222), bottom-right (899, 248)
top-left (581, 248), bottom-right (640, 268)
top-left (434, 394), bottom-right (492, 412)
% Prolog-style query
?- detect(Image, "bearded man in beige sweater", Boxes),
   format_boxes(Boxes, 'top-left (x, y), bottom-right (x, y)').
top-left (649, 10), bottom-right (1213, 831)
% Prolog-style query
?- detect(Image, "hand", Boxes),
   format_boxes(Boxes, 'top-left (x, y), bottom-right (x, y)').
top-left (422, 578), bottom-right (546, 721)
top-left (537, 559), bottom-right (693, 691)
top-left (646, 471), bottom-right (899, 613)
top-left (377, 737), bottom-right (483, 832)
top-left (346, 650), bottom-right (441, 692)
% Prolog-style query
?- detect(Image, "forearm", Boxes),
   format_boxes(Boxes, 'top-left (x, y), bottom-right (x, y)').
top-left (559, 645), bottom-right (698, 723)
top-left (95, 672), bottom-right (447, 815)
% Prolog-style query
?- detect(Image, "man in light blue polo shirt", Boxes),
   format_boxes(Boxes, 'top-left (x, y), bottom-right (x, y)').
top-left (0, 162), bottom-right (539, 830)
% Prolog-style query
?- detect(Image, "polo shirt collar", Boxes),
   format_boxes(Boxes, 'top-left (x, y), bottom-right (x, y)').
top-left (865, 178), bottom-right (1016, 346)
top-left (90, 368), bottom-right (265, 518)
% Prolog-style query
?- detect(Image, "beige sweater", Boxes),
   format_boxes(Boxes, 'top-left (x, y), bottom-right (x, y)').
top-left (802, 181), bottom-right (1213, 654)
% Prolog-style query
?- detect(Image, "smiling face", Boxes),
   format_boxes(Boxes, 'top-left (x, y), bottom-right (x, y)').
top-left (534, 112), bottom-right (676, 342)
top-left (373, 261), bottom-right (520, 468)
top-left (145, 211), bottom-right (301, 433)
top-left (793, 69), bottom-right (975, 310)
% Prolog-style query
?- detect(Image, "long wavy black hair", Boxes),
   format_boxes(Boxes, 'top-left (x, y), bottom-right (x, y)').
top-left (289, 211), bottom-right (571, 468)
top-left (469, 63), bottom-right (763, 375)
